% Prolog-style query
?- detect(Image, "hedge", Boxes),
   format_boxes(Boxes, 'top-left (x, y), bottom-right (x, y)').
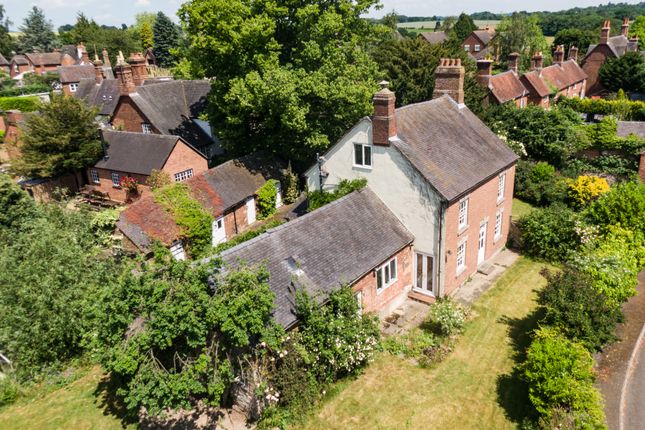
top-left (558, 96), bottom-right (645, 121)
top-left (0, 96), bottom-right (40, 112)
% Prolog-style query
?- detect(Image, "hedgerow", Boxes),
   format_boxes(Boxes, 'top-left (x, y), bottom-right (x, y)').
top-left (0, 96), bottom-right (40, 112)
top-left (307, 178), bottom-right (367, 211)
top-left (558, 96), bottom-right (645, 121)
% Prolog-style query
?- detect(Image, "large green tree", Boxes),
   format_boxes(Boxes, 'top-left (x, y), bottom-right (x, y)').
top-left (631, 16), bottom-right (645, 50)
top-left (12, 95), bottom-right (102, 178)
top-left (0, 5), bottom-right (14, 57)
top-left (453, 12), bottom-right (477, 41)
top-left (18, 6), bottom-right (56, 52)
top-left (179, 0), bottom-right (386, 167)
top-left (552, 28), bottom-right (596, 57)
top-left (152, 12), bottom-right (180, 68)
top-left (599, 52), bottom-right (645, 94)
top-left (491, 13), bottom-right (550, 68)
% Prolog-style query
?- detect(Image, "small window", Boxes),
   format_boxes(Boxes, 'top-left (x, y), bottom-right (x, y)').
top-left (474, 44), bottom-right (481, 52)
top-left (353, 143), bottom-right (372, 168)
top-left (464, 44), bottom-right (470, 51)
top-left (497, 172), bottom-right (506, 201)
top-left (111, 172), bottom-right (120, 187)
top-left (458, 198), bottom-right (469, 230)
top-left (90, 169), bottom-right (100, 184)
top-left (494, 211), bottom-right (503, 240)
top-left (174, 168), bottom-right (194, 182)
top-left (456, 242), bottom-right (466, 272)
top-left (376, 257), bottom-right (397, 292)
top-left (69, 83), bottom-right (78, 92)
top-left (141, 123), bottom-right (153, 134)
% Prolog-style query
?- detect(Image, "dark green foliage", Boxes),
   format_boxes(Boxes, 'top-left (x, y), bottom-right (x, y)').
top-left (538, 3), bottom-right (645, 36)
top-left (561, 155), bottom-right (638, 179)
top-left (0, 174), bottom-right (37, 233)
top-left (518, 205), bottom-right (581, 262)
top-left (153, 12), bottom-right (181, 68)
top-left (552, 28), bottom-right (596, 57)
top-left (490, 14), bottom-right (551, 67)
top-left (599, 52), bottom-right (645, 94)
top-left (0, 96), bottom-right (40, 112)
top-left (538, 268), bottom-right (622, 351)
top-left (586, 181), bottom-right (645, 235)
top-left (0, 83), bottom-right (50, 97)
top-left (0, 5), bottom-right (14, 57)
top-left (452, 13), bottom-right (477, 41)
top-left (18, 6), bottom-right (56, 52)
top-left (557, 96), bottom-right (645, 121)
top-left (514, 160), bottom-right (568, 206)
top-left (211, 219), bottom-right (284, 255)
top-left (12, 95), bottom-right (101, 178)
top-left (256, 179), bottom-right (278, 220)
top-left (307, 178), bottom-right (367, 212)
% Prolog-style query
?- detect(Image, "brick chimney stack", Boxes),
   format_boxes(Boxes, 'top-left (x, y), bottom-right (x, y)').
top-left (530, 51), bottom-right (543, 71)
top-left (115, 51), bottom-right (135, 96)
top-left (102, 48), bottom-right (111, 67)
top-left (93, 55), bottom-right (104, 85)
top-left (568, 45), bottom-right (579, 62)
top-left (508, 52), bottom-right (520, 73)
top-left (553, 45), bottom-right (565, 65)
top-left (81, 48), bottom-right (90, 65)
top-left (432, 58), bottom-right (465, 105)
top-left (600, 20), bottom-right (611, 44)
top-left (621, 17), bottom-right (630, 37)
top-left (372, 81), bottom-right (396, 146)
top-left (128, 52), bottom-right (148, 86)
top-left (476, 59), bottom-right (493, 87)
top-left (628, 36), bottom-right (639, 52)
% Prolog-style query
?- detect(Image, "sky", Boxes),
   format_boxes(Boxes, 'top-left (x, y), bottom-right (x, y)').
top-left (2, 0), bottom-right (643, 30)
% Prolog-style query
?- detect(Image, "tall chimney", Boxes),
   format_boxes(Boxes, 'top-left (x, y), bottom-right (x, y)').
top-left (81, 47), bottom-right (90, 65)
top-left (621, 17), bottom-right (630, 37)
top-left (432, 58), bottom-right (465, 105)
top-left (128, 52), bottom-right (148, 87)
top-left (93, 55), bottom-right (104, 85)
top-left (372, 81), bottom-right (396, 146)
top-left (553, 45), bottom-right (564, 65)
top-left (600, 20), bottom-right (611, 44)
top-left (530, 51), bottom-right (543, 71)
top-left (102, 48), bottom-right (111, 67)
top-left (568, 45), bottom-right (579, 62)
top-left (77, 42), bottom-right (85, 60)
top-left (476, 59), bottom-right (493, 87)
top-left (628, 36), bottom-right (639, 52)
top-left (508, 52), bottom-right (520, 73)
top-left (115, 52), bottom-right (135, 96)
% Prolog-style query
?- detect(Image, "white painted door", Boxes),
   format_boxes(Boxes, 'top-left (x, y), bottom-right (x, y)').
top-left (246, 197), bottom-right (256, 225)
top-left (478, 223), bottom-right (487, 265)
top-left (275, 182), bottom-right (282, 208)
top-left (169, 241), bottom-right (186, 261)
top-left (414, 252), bottom-right (434, 295)
top-left (212, 217), bottom-right (226, 245)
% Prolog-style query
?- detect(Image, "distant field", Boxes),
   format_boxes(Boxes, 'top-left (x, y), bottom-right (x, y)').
top-left (398, 20), bottom-right (501, 30)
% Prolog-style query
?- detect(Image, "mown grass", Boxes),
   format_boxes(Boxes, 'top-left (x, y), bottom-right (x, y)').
top-left (299, 257), bottom-right (548, 430)
top-left (512, 198), bottom-right (536, 220)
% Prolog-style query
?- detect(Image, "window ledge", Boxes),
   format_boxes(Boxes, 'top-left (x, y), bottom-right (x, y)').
top-left (457, 224), bottom-right (469, 235)
top-left (497, 197), bottom-right (506, 206)
top-left (456, 266), bottom-right (467, 277)
top-left (352, 164), bottom-right (372, 171)
top-left (376, 280), bottom-right (397, 295)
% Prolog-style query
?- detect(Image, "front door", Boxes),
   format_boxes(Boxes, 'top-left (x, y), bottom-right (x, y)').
top-left (478, 223), bottom-right (487, 265)
top-left (246, 197), bottom-right (256, 225)
top-left (415, 252), bottom-right (434, 295)
top-left (212, 217), bottom-right (226, 245)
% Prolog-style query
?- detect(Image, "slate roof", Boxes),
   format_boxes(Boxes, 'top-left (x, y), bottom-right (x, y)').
top-left (419, 31), bottom-right (448, 44)
top-left (211, 188), bottom-right (414, 328)
top-left (93, 130), bottom-right (202, 176)
top-left (390, 96), bottom-right (518, 202)
top-left (117, 153), bottom-right (282, 250)
top-left (11, 55), bottom-right (28, 65)
top-left (75, 78), bottom-right (120, 116)
top-left (617, 121), bottom-right (645, 139)
top-left (585, 35), bottom-right (630, 60)
top-left (488, 71), bottom-right (528, 103)
top-left (24, 52), bottom-right (62, 66)
top-left (57, 64), bottom-right (95, 83)
top-left (471, 29), bottom-right (494, 45)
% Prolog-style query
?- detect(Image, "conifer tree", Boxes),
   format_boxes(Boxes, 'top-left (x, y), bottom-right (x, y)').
top-left (153, 12), bottom-right (180, 68)
top-left (18, 6), bottom-right (55, 52)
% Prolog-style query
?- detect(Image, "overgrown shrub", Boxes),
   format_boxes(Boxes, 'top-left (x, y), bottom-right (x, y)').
top-left (518, 205), bottom-right (582, 262)
top-left (558, 96), bottom-right (645, 121)
top-left (0, 83), bottom-right (50, 97)
top-left (0, 375), bottom-right (20, 407)
top-left (211, 219), bottom-right (284, 256)
top-left (521, 327), bottom-right (605, 429)
top-left (514, 161), bottom-right (568, 206)
top-left (586, 181), bottom-right (645, 235)
top-left (561, 155), bottom-right (638, 179)
top-left (146, 169), bottom-right (172, 190)
top-left (567, 175), bottom-right (610, 207)
top-left (282, 162), bottom-right (299, 204)
top-left (426, 298), bottom-right (468, 337)
top-left (257, 179), bottom-right (278, 220)
top-left (538, 268), bottom-right (622, 351)
top-left (0, 96), bottom-right (40, 112)
top-left (307, 178), bottom-right (367, 212)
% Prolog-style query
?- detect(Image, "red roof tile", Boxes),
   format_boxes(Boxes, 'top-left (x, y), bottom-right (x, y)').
top-left (488, 71), bottom-right (528, 103)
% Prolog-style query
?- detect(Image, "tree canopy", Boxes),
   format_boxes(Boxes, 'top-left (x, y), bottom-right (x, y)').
top-left (599, 52), bottom-right (645, 94)
top-left (152, 12), bottom-right (181, 68)
top-left (453, 13), bottom-right (477, 41)
top-left (0, 5), bottom-right (14, 57)
top-left (179, 0), bottom-right (387, 167)
top-left (552, 28), bottom-right (596, 58)
top-left (491, 13), bottom-right (551, 68)
top-left (18, 6), bottom-right (56, 52)
top-left (12, 95), bottom-right (102, 178)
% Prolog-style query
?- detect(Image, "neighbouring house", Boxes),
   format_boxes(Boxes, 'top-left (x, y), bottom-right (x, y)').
top-left (305, 58), bottom-right (518, 301)
top-left (616, 121), bottom-right (645, 182)
top-left (0, 54), bottom-right (9, 75)
top-left (582, 19), bottom-right (640, 97)
top-left (58, 64), bottom-right (96, 95)
top-left (418, 31), bottom-right (448, 45)
top-left (9, 42), bottom-right (89, 79)
top-left (83, 130), bottom-right (208, 203)
top-left (75, 49), bottom-right (120, 121)
top-left (477, 54), bottom-right (528, 107)
top-left (207, 187), bottom-right (415, 328)
top-left (462, 29), bottom-right (495, 60)
top-left (117, 154), bottom-right (284, 259)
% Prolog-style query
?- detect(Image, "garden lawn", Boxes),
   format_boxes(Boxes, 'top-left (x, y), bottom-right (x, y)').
top-left (0, 366), bottom-right (133, 430)
top-left (512, 198), bottom-right (536, 220)
top-left (300, 257), bottom-right (547, 430)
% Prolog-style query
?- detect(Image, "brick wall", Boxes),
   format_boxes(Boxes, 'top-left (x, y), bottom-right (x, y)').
top-left (443, 165), bottom-right (516, 295)
top-left (352, 245), bottom-right (413, 318)
top-left (111, 97), bottom-right (158, 133)
top-left (10, 63), bottom-right (31, 78)
top-left (87, 167), bottom-right (150, 203)
top-left (161, 141), bottom-right (208, 180)
top-left (462, 34), bottom-right (486, 56)
top-left (222, 200), bottom-right (252, 239)
top-left (582, 45), bottom-right (614, 96)
top-left (639, 153), bottom-right (645, 183)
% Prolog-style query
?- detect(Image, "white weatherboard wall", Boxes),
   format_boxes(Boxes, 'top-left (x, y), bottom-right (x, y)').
top-left (305, 118), bottom-right (443, 261)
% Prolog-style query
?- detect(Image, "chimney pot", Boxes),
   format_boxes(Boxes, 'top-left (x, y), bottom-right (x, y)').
top-left (600, 20), bottom-right (611, 44)
top-left (621, 17), bottom-right (630, 37)
top-left (568, 45), bottom-right (579, 62)
top-left (432, 57), bottom-right (465, 104)
top-left (102, 48), bottom-right (111, 67)
top-left (115, 56), bottom-right (135, 96)
top-left (372, 82), bottom-right (396, 146)
top-left (128, 52), bottom-right (148, 86)
top-left (553, 45), bottom-right (565, 65)
top-left (508, 52), bottom-right (520, 73)
top-left (93, 57), bottom-right (104, 85)
top-left (531, 51), bottom-right (543, 71)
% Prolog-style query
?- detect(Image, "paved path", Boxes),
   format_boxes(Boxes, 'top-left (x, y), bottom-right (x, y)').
top-left (596, 271), bottom-right (645, 430)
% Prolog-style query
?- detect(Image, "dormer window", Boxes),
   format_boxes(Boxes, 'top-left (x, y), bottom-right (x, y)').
top-left (141, 123), bottom-right (152, 134)
top-left (353, 143), bottom-right (372, 168)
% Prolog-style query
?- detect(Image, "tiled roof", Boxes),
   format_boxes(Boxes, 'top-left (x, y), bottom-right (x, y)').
top-left (472, 29), bottom-right (494, 45)
top-left (209, 188), bottom-right (414, 328)
top-left (488, 70), bottom-right (528, 103)
top-left (93, 130), bottom-right (197, 176)
top-left (75, 78), bottom-right (120, 116)
top-left (539, 60), bottom-right (587, 91)
top-left (11, 55), bottom-right (28, 65)
top-left (419, 31), bottom-right (448, 44)
top-left (24, 52), bottom-right (62, 66)
top-left (118, 153), bottom-right (282, 250)
top-left (0, 54), bottom-right (8, 66)
top-left (57, 64), bottom-right (95, 83)
top-left (617, 121), bottom-right (645, 139)
top-left (118, 197), bottom-right (182, 251)
top-left (520, 71), bottom-right (551, 98)
top-left (585, 35), bottom-right (630, 60)
top-left (391, 96), bottom-right (518, 202)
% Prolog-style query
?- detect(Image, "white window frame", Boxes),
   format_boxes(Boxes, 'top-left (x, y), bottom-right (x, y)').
top-left (458, 197), bottom-right (469, 230)
top-left (464, 44), bottom-right (470, 52)
top-left (497, 172), bottom-right (506, 202)
top-left (90, 169), bottom-right (100, 184)
top-left (141, 123), bottom-right (153, 134)
top-left (169, 241), bottom-right (186, 261)
top-left (111, 172), bottom-right (120, 188)
top-left (212, 216), bottom-right (226, 245)
top-left (174, 168), bottom-right (194, 182)
top-left (456, 241), bottom-right (467, 274)
top-left (353, 142), bottom-right (372, 168)
top-left (69, 82), bottom-right (78, 92)
top-left (474, 44), bottom-right (481, 52)
top-left (375, 257), bottom-right (397, 292)
top-left (494, 210), bottom-right (503, 241)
